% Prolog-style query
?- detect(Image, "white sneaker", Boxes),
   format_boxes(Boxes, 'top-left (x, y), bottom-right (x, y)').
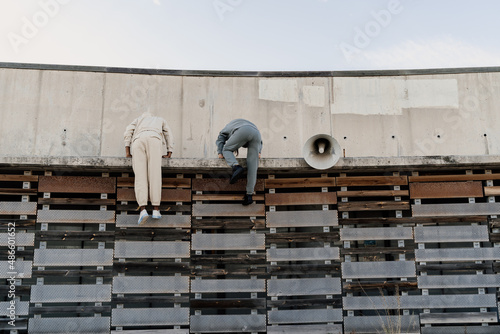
top-left (138, 209), bottom-right (149, 225)
top-left (152, 210), bottom-right (162, 219)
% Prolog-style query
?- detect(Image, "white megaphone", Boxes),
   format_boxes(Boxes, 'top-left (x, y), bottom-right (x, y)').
top-left (302, 134), bottom-right (341, 170)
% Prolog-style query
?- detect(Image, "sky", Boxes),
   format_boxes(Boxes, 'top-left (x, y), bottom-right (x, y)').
top-left (1, 0), bottom-right (500, 71)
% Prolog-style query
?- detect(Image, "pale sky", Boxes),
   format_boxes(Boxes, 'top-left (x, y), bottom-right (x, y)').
top-left (1, 0), bottom-right (500, 71)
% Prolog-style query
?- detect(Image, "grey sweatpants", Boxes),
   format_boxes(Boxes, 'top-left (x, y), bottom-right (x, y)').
top-left (222, 125), bottom-right (261, 194)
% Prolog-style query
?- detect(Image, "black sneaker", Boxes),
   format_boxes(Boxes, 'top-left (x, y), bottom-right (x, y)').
top-left (242, 194), bottom-right (253, 206)
top-left (229, 165), bottom-right (245, 184)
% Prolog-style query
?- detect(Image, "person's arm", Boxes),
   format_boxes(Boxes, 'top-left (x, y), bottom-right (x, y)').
top-left (216, 126), bottom-right (230, 157)
top-left (123, 118), bottom-right (138, 157)
top-left (125, 146), bottom-right (132, 158)
top-left (162, 119), bottom-right (174, 158)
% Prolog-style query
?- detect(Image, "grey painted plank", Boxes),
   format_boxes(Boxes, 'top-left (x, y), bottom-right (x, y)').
top-left (340, 227), bottom-right (413, 241)
top-left (190, 314), bottom-right (266, 333)
top-left (111, 308), bottom-right (189, 326)
top-left (116, 213), bottom-right (190, 228)
top-left (342, 261), bottom-right (416, 279)
top-left (414, 225), bottom-right (489, 243)
top-left (0, 260), bottom-right (32, 278)
top-left (266, 210), bottom-right (338, 228)
top-left (37, 209), bottom-right (115, 223)
top-left (114, 241), bottom-right (190, 258)
top-left (415, 248), bottom-right (500, 261)
top-left (0, 232), bottom-right (34, 246)
top-left (30, 284), bottom-right (112, 303)
top-left (111, 330), bottom-right (189, 334)
top-left (192, 203), bottom-right (265, 217)
top-left (268, 309), bottom-right (343, 324)
top-left (267, 277), bottom-right (342, 296)
top-left (267, 247), bottom-right (340, 261)
top-left (0, 301), bottom-right (29, 316)
top-left (34, 249), bottom-right (113, 266)
top-left (343, 294), bottom-right (497, 310)
top-left (267, 324), bottom-right (343, 334)
top-left (344, 315), bottom-right (420, 334)
top-left (412, 203), bottom-right (500, 217)
top-left (421, 326), bottom-right (500, 334)
top-left (191, 233), bottom-right (265, 250)
top-left (28, 317), bottom-right (110, 334)
top-left (418, 274), bottom-right (500, 288)
top-left (420, 312), bottom-right (497, 324)
top-left (0, 201), bottom-right (36, 215)
top-left (191, 279), bottom-right (266, 293)
top-left (112, 276), bottom-right (189, 294)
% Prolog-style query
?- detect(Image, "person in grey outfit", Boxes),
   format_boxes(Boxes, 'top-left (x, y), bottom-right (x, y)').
top-left (216, 119), bottom-right (262, 205)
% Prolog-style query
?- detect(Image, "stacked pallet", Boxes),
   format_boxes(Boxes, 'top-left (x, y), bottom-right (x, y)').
top-left (410, 170), bottom-right (500, 333)
top-left (191, 176), bottom-right (267, 333)
top-left (30, 173), bottom-right (115, 334)
top-left (0, 171), bottom-right (37, 332)
top-left (112, 173), bottom-right (191, 333)
top-left (338, 173), bottom-right (419, 334)
top-left (265, 175), bottom-right (342, 334)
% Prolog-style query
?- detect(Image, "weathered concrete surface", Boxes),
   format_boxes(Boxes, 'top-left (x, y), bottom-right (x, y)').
top-left (1, 64), bottom-right (500, 159)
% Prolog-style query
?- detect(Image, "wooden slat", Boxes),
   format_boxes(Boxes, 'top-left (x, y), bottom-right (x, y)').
top-left (340, 227), bottom-right (413, 241)
top-left (410, 181), bottom-right (483, 199)
top-left (418, 274), bottom-right (500, 288)
top-left (192, 178), bottom-right (264, 192)
top-left (32, 269), bottom-right (113, 277)
top-left (33, 249), bottom-right (113, 266)
top-left (267, 247), bottom-right (340, 262)
top-left (266, 232), bottom-right (339, 244)
top-left (113, 261), bottom-right (190, 274)
top-left (266, 210), bottom-right (338, 228)
top-left (340, 215), bottom-right (488, 226)
top-left (0, 301), bottom-right (29, 316)
top-left (191, 254), bottom-right (265, 265)
top-left (414, 225), bottom-right (489, 243)
top-left (344, 316), bottom-right (420, 334)
top-left (114, 241), bottom-right (190, 259)
top-left (419, 263), bottom-right (491, 272)
top-left (190, 315), bottom-right (266, 333)
top-left (38, 175), bottom-right (116, 193)
top-left (265, 192), bottom-right (337, 205)
top-left (421, 326), bottom-right (500, 334)
top-left (192, 203), bottom-right (265, 217)
top-left (116, 214), bottom-right (190, 228)
top-left (190, 298), bottom-right (266, 309)
top-left (117, 177), bottom-right (191, 188)
top-left (192, 194), bottom-right (264, 201)
top-left (265, 177), bottom-right (335, 189)
top-left (267, 277), bottom-right (341, 296)
top-left (409, 173), bottom-right (500, 182)
top-left (484, 186), bottom-right (500, 196)
top-left (337, 175), bottom-right (407, 186)
top-left (117, 188), bottom-right (191, 202)
top-left (415, 248), bottom-right (500, 261)
top-left (0, 232), bottom-right (34, 246)
top-left (342, 261), bottom-right (416, 279)
top-left (343, 280), bottom-right (418, 292)
top-left (116, 203), bottom-right (190, 212)
top-left (191, 279), bottom-right (266, 293)
top-left (0, 188), bottom-right (37, 195)
top-left (420, 312), bottom-right (498, 324)
top-left (111, 329), bottom-right (189, 334)
top-left (0, 201), bottom-right (37, 215)
top-left (267, 324), bottom-right (344, 334)
top-left (30, 284), bottom-right (112, 303)
top-left (113, 276), bottom-right (189, 294)
top-left (0, 175), bottom-right (38, 182)
top-left (115, 229), bottom-right (190, 241)
top-left (192, 233), bottom-right (265, 250)
top-left (29, 317), bottom-right (110, 334)
top-left (267, 297), bottom-right (342, 308)
top-left (36, 231), bottom-right (115, 241)
top-left (337, 200), bottom-right (410, 211)
top-left (341, 245), bottom-right (414, 256)
top-left (191, 218), bottom-right (265, 230)
top-left (268, 264), bottom-right (340, 275)
top-left (111, 308), bottom-right (189, 327)
top-left (113, 296), bottom-right (189, 304)
top-left (30, 305), bottom-right (111, 314)
top-left (268, 309), bottom-right (343, 324)
top-left (412, 203), bottom-right (500, 217)
top-left (37, 209), bottom-right (115, 223)
top-left (337, 189), bottom-right (408, 197)
top-left (38, 198), bottom-right (116, 205)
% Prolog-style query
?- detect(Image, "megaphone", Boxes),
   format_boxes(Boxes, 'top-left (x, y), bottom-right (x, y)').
top-left (302, 134), bottom-right (341, 170)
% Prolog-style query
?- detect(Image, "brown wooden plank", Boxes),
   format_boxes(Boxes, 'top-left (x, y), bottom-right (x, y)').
top-left (0, 175), bottom-right (39, 182)
top-left (117, 177), bottom-right (191, 188)
top-left (343, 281), bottom-right (417, 292)
top-left (268, 264), bottom-right (341, 275)
top-left (36, 231), bottom-right (115, 241)
top-left (490, 233), bottom-right (500, 243)
top-left (117, 188), bottom-right (191, 202)
top-left (38, 198), bottom-right (116, 205)
top-left (113, 261), bottom-right (190, 273)
top-left (0, 188), bottom-right (38, 195)
top-left (0, 219), bottom-right (36, 229)
top-left (339, 216), bottom-right (488, 226)
top-left (116, 204), bottom-right (191, 212)
top-left (419, 263), bottom-right (492, 272)
top-left (267, 297), bottom-right (342, 308)
top-left (484, 186), bottom-right (500, 196)
top-left (337, 201), bottom-right (410, 211)
top-left (266, 232), bottom-right (339, 244)
top-left (192, 194), bottom-right (265, 201)
top-left (409, 181), bottom-right (483, 199)
top-left (114, 229), bottom-right (191, 241)
top-left (190, 298), bottom-right (266, 309)
top-left (191, 218), bottom-right (265, 230)
top-left (192, 178), bottom-right (264, 192)
top-left (191, 254), bottom-right (266, 265)
top-left (113, 296), bottom-right (189, 303)
top-left (341, 246), bottom-right (414, 255)
top-left (30, 306), bottom-right (111, 314)
top-left (38, 176), bottom-right (116, 193)
top-left (192, 203), bottom-right (265, 217)
top-left (265, 192), bottom-right (337, 205)
top-left (337, 175), bottom-right (407, 186)
top-left (191, 267), bottom-right (267, 277)
top-left (409, 173), bottom-right (500, 182)
top-left (265, 177), bottom-right (335, 189)
top-left (31, 269), bottom-right (114, 277)
top-left (337, 190), bottom-right (408, 197)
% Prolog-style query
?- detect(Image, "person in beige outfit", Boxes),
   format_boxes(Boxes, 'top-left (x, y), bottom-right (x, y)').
top-left (124, 112), bottom-right (174, 224)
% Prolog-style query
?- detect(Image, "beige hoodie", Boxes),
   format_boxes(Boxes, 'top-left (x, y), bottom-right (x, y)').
top-left (123, 112), bottom-right (174, 155)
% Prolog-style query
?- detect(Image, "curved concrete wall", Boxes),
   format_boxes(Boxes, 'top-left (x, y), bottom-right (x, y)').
top-left (1, 66), bottom-right (499, 159)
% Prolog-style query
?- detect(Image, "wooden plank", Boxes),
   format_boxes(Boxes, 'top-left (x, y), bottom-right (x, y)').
top-left (29, 317), bottom-right (110, 334)
top-left (0, 301), bottom-right (29, 316)
top-left (344, 315), bottom-right (420, 334)
top-left (114, 241), bottom-right (190, 259)
top-left (30, 305), bottom-right (111, 314)
top-left (113, 296), bottom-right (189, 304)
top-left (0, 232), bottom-right (34, 246)
top-left (0, 188), bottom-right (37, 195)
top-left (113, 276), bottom-right (189, 294)
top-left (36, 230), bottom-right (115, 241)
top-left (265, 192), bottom-right (337, 205)
top-left (111, 308), bottom-right (189, 326)
top-left (267, 324), bottom-right (343, 334)
top-left (191, 279), bottom-right (266, 293)
top-left (117, 177), bottom-right (191, 188)
top-left (265, 177), bottom-right (336, 189)
top-left (267, 277), bottom-right (341, 296)
top-left (343, 280), bottom-right (418, 292)
top-left (192, 203), bottom-right (265, 217)
top-left (267, 297), bottom-right (342, 308)
top-left (419, 263), bottom-right (491, 272)
top-left (484, 186), bottom-right (500, 196)
top-left (38, 175), bottom-right (116, 193)
top-left (0, 260), bottom-right (32, 278)
top-left (412, 203), bottom-right (500, 217)
top-left (268, 264), bottom-right (341, 275)
top-left (267, 247), bottom-right (340, 262)
top-left (421, 326), bottom-right (500, 334)
top-left (32, 269), bottom-right (113, 277)
top-left (116, 203), bottom-right (190, 212)
top-left (337, 175), bottom-right (407, 186)
top-left (111, 330), bottom-right (189, 334)
top-left (115, 214), bottom-right (191, 228)
top-left (190, 315), bottom-right (266, 333)
top-left (38, 197), bottom-right (116, 205)
top-left (0, 201), bottom-right (37, 215)
top-left (190, 298), bottom-right (266, 309)
top-left (342, 261), bottom-right (416, 279)
top-left (337, 189), bottom-right (408, 197)
top-left (340, 227), bottom-right (413, 241)
top-left (266, 232), bottom-right (339, 244)
top-left (192, 233), bottom-right (265, 250)
top-left (340, 215), bottom-right (488, 226)
top-left (117, 188), bottom-right (191, 202)
top-left (266, 210), bottom-right (338, 228)
top-left (341, 246), bottom-right (414, 256)
top-left (0, 319), bottom-right (27, 331)
top-left (30, 284), bottom-right (112, 303)
top-left (33, 249), bottom-right (113, 266)
top-left (0, 175), bottom-right (38, 182)
top-left (409, 173), bottom-right (500, 182)
top-left (410, 181), bottom-right (483, 199)
top-left (114, 229), bottom-right (191, 241)
top-left (191, 254), bottom-right (265, 265)
top-left (416, 248), bottom-right (500, 261)
top-left (37, 210), bottom-right (115, 223)
top-left (268, 309), bottom-right (343, 324)
top-left (191, 218), bottom-right (265, 230)
top-left (192, 178), bottom-right (264, 192)
top-left (420, 312), bottom-right (498, 324)
top-left (0, 219), bottom-right (36, 229)
top-left (337, 200), bottom-right (410, 211)
top-left (418, 274), bottom-right (500, 288)
top-left (113, 261), bottom-right (190, 274)
top-left (191, 267), bottom-right (266, 277)
top-left (414, 225), bottom-right (489, 243)
top-left (192, 194), bottom-right (264, 201)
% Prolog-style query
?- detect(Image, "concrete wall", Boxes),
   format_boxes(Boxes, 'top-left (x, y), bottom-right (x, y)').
top-left (1, 66), bottom-right (499, 159)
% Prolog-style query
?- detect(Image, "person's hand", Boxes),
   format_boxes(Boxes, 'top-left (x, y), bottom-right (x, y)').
top-left (259, 153), bottom-right (261, 159)
top-left (163, 152), bottom-right (172, 158)
top-left (126, 153), bottom-right (132, 158)
top-left (218, 153), bottom-right (224, 159)
top-left (125, 146), bottom-right (132, 158)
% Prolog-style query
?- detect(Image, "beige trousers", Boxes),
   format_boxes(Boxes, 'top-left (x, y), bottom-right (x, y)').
top-left (132, 136), bottom-right (162, 206)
